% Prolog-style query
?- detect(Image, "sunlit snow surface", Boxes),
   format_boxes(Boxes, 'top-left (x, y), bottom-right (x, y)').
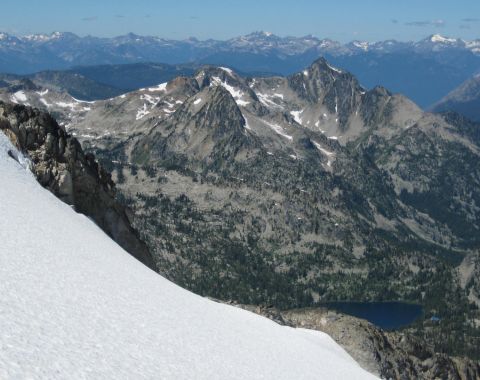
top-left (0, 132), bottom-right (376, 379)
top-left (11, 90), bottom-right (28, 103)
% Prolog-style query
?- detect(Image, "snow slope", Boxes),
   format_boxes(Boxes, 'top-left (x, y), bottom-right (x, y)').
top-left (0, 132), bottom-right (376, 379)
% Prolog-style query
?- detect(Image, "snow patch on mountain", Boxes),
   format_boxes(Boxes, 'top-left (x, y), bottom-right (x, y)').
top-left (290, 110), bottom-right (304, 125)
top-left (243, 114), bottom-right (252, 130)
top-left (219, 67), bottom-right (234, 75)
top-left (352, 41), bottom-right (369, 51)
top-left (430, 34), bottom-right (457, 44)
top-left (39, 98), bottom-right (52, 107)
top-left (36, 89), bottom-right (49, 96)
top-left (71, 96), bottom-right (96, 104)
top-left (141, 94), bottom-right (160, 106)
top-left (211, 76), bottom-right (250, 106)
top-left (148, 82), bottom-right (168, 92)
top-left (56, 101), bottom-right (78, 109)
top-left (327, 63), bottom-right (342, 74)
top-left (262, 120), bottom-right (293, 140)
top-left (256, 93), bottom-right (283, 109)
top-left (312, 140), bottom-right (335, 167)
top-left (10, 90), bottom-right (28, 103)
top-left (136, 103), bottom-right (150, 120)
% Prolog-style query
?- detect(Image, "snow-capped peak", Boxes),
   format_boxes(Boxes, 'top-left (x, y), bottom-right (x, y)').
top-left (23, 31), bottom-right (65, 42)
top-left (243, 31), bottom-right (277, 40)
top-left (352, 41), bottom-right (370, 51)
top-left (254, 31), bottom-right (274, 38)
top-left (430, 34), bottom-right (457, 44)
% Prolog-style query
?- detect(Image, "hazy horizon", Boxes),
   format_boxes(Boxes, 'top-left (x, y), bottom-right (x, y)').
top-left (0, 0), bottom-right (478, 43)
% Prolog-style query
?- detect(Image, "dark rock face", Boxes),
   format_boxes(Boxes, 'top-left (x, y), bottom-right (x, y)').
top-left (287, 58), bottom-right (397, 132)
top-left (133, 86), bottom-right (262, 165)
top-left (0, 101), bottom-right (156, 270)
top-left (360, 86), bottom-right (393, 126)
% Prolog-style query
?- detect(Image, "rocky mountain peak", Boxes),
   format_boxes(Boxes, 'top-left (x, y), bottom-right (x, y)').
top-left (309, 57), bottom-right (344, 75)
top-left (197, 85), bottom-right (246, 129)
top-left (429, 34), bottom-right (459, 44)
top-left (180, 84), bottom-right (250, 143)
top-left (289, 57), bottom-right (358, 101)
top-left (196, 66), bottom-right (238, 85)
top-left (347, 40), bottom-right (371, 51)
top-left (194, 66), bottom-right (258, 106)
top-left (164, 76), bottom-right (200, 97)
top-left (286, 58), bottom-right (364, 129)
top-left (243, 31), bottom-right (278, 40)
top-left (414, 34), bottom-right (466, 52)
top-left (133, 84), bottom-right (259, 165)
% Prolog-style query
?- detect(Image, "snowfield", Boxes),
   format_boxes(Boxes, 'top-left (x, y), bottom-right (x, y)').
top-left (0, 131), bottom-right (377, 379)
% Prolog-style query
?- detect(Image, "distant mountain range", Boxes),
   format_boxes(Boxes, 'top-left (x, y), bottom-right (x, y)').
top-left (0, 31), bottom-right (480, 107)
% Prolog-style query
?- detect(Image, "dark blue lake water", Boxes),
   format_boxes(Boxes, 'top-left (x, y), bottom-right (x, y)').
top-left (325, 301), bottom-right (423, 330)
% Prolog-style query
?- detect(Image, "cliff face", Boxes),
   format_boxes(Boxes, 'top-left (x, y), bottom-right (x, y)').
top-left (0, 101), bottom-right (156, 270)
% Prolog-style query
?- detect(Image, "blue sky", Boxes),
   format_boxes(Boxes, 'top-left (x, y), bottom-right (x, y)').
top-left (1, 0), bottom-right (479, 41)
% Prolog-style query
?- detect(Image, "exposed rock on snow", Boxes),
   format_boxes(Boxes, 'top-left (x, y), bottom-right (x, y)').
top-left (0, 101), bottom-right (155, 269)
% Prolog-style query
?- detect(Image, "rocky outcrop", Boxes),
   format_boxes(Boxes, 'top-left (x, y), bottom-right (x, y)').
top-left (0, 101), bottom-right (156, 270)
top-left (237, 305), bottom-right (480, 380)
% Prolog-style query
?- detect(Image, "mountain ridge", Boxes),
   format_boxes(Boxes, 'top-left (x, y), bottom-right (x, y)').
top-left (1, 30), bottom-right (478, 54)
top-left (0, 31), bottom-right (479, 107)
top-left (2, 58), bottom-right (480, 360)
